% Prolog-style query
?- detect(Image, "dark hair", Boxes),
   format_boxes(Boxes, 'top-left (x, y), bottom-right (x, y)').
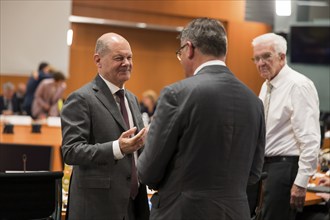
top-left (178, 17), bottom-right (227, 57)
top-left (38, 62), bottom-right (49, 71)
top-left (52, 71), bottom-right (65, 81)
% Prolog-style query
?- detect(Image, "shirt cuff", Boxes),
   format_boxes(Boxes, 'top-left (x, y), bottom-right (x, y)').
top-left (294, 173), bottom-right (310, 188)
top-left (113, 140), bottom-right (125, 160)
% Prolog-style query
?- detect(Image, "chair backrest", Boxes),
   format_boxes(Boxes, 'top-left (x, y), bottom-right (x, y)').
top-left (246, 172), bottom-right (268, 219)
top-left (0, 171), bottom-right (63, 220)
top-left (0, 143), bottom-right (52, 172)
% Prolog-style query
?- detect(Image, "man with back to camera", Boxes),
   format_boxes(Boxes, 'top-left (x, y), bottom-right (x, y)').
top-left (251, 33), bottom-right (320, 220)
top-left (61, 33), bottom-right (150, 220)
top-left (137, 17), bottom-right (266, 220)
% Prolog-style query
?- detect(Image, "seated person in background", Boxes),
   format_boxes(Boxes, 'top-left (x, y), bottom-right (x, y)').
top-left (0, 82), bottom-right (19, 115)
top-left (140, 89), bottom-right (158, 124)
top-left (31, 71), bottom-right (66, 119)
top-left (296, 176), bottom-right (330, 220)
top-left (23, 62), bottom-right (53, 116)
top-left (14, 82), bottom-right (27, 115)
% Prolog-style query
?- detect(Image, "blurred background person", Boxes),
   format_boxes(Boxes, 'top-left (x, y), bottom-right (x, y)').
top-left (14, 82), bottom-right (27, 115)
top-left (31, 71), bottom-right (66, 119)
top-left (23, 62), bottom-right (53, 116)
top-left (140, 89), bottom-right (158, 125)
top-left (0, 82), bottom-right (19, 115)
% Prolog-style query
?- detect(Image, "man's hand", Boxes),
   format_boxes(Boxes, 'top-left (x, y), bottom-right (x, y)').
top-left (119, 127), bottom-right (146, 155)
top-left (290, 184), bottom-right (306, 212)
top-left (318, 176), bottom-right (330, 186)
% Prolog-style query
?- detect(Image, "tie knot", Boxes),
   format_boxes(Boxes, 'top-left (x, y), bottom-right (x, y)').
top-left (116, 89), bottom-right (125, 99)
top-left (266, 81), bottom-right (273, 92)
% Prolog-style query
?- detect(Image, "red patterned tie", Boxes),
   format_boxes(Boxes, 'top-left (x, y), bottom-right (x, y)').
top-left (116, 90), bottom-right (138, 199)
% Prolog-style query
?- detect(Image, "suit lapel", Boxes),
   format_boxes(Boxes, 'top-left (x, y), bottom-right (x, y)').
top-left (92, 77), bottom-right (145, 155)
top-left (92, 75), bottom-right (127, 130)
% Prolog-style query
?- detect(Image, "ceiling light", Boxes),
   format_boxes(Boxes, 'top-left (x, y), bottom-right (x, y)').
top-left (276, 0), bottom-right (292, 16)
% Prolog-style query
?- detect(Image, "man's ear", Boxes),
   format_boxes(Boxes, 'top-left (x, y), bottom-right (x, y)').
top-left (94, 54), bottom-right (101, 68)
top-left (187, 41), bottom-right (195, 60)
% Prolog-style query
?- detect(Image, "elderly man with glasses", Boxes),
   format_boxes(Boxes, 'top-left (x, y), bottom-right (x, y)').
top-left (252, 33), bottom-right (320, 220)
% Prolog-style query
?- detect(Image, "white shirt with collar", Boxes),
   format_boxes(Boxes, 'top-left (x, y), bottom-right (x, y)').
top-left (259, 64), bottom-right (320, 188)
top-left (193, 60), bottom-right (226, 75)
top-left (99, 74), bottom-right (134, 160)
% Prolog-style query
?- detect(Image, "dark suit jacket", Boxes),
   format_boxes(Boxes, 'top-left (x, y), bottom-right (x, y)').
top-left (0, 95), bottom-right (19, 114)
top-left (137, 65), bottom-right (265, 220)
top-left (61, 75), bottom-right (149, 220)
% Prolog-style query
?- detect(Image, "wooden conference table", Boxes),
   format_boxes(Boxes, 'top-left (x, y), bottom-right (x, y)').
top-left (305, 191), bottom-right (323, 206)
top-left (0, 123), bottom-right (325, 207)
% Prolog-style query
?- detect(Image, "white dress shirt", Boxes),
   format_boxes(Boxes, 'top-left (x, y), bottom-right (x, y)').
top-left (193, 60), bottom-right (226, 76)
top-left (99, 74), bottom-right (135, 161)
top-left (259, 64), bottom-right (320, 188)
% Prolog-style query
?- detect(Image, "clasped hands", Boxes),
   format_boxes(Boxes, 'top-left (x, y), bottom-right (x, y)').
top-left (118, 127), bottom-right (147, 155)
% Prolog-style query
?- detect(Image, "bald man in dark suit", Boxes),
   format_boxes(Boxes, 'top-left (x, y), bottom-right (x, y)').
top-left (61, 33), bottom-right (149, 220)
top-left (137, 18), bottom-right (265, 220)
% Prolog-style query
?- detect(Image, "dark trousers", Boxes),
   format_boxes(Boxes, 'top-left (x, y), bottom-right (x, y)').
top-left (296, 204), bottom-right (330, 220)
top-left (261, 157), bottom-right (299, 220)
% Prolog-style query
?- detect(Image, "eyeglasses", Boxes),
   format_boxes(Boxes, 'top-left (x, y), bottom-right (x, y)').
top-left (252, 52), bottom-right (273, 63)
top-left (176, 43), bottom-right (188, 61)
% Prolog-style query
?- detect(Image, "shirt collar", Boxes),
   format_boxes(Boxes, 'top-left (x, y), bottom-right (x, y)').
top-left (268, 64), bottom-right (290, 89)
top-left (193, 60), bottom-right (226, 76)
top-left (99, 74), bottom-right (124, 95)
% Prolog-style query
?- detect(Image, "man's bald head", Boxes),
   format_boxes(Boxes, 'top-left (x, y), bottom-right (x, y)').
top-left (95, 33), bottom-right (129, 57)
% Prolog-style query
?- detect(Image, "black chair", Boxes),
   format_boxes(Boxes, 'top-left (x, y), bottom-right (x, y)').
top-left (0, 171), bottom-right (63, 220)
top-left (247, 172), bottom-right (268, 220)
top-left (0, 143), bottom-right (53, 172)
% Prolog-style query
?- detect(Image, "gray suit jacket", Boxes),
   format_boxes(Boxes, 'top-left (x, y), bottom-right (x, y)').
top-left (137, 65), bottom-right (265, 220)
top-left (61, 75), bottom-right (149, 220)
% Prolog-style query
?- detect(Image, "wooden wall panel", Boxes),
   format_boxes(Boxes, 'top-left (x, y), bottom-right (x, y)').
top-left (72, 0), bottom-right (246, 23)
top-left (226, 21), bottom-right (272, 92)
top-left (66, 20), bottom-right (268, 99)
top-left (0, 75), bottom-right (30, 94)
top-left (66, 23), bottom-right (184, 99)
top-left (67, 0), bottom-right (270, 98)
top-left (72, 3), bottom-right (193, 27)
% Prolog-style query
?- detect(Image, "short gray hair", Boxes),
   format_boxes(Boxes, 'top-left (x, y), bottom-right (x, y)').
top-left (178, 17), bottom-right (227, 57)
top-left (95, 37), bottom-right (111, 57)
